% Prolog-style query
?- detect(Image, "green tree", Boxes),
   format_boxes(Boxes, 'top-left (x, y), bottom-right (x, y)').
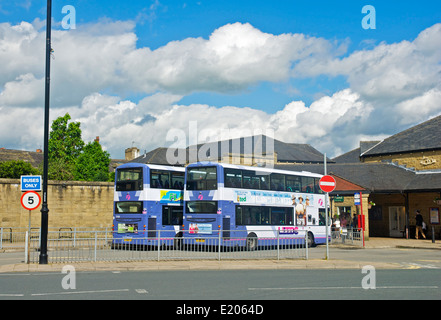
top-left (45, 113), bottom-right (112, 181)
top-left (47, 113), bottom-right (84, 180)
top-left (48, 113), bottom-right (84, 164)
top-left (47, 157), bottom-right (75, 181)
top-left (0, 160), bottom-right (39, 179)
top-left (74, 140), bottom-right (111, 181)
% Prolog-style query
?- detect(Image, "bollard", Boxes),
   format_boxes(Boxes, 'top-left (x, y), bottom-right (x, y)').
top-left (432, 226), bottom-right (436, 243)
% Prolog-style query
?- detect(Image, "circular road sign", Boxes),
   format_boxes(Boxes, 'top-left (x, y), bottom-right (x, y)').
top-left (319, 175), bottom-right (336, 193)
top-left (21, 191), bottom-right (42, 211)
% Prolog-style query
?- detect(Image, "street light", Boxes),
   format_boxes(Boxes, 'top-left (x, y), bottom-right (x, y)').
top-left (39, 0), bottom-right (52, 265)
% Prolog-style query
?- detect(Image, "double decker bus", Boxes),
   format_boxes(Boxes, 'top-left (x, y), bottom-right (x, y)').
top-left (113, 163), bottom-right (185, 247)
top-left (183, 162), bottom-right (330, 249)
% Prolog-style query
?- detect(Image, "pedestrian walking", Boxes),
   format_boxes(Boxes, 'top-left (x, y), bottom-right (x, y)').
top-left (415, 210), bottom-right (426, 239)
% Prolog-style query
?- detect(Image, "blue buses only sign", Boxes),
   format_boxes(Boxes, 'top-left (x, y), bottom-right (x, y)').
top-left (21, 175), bottom-right (42, 192)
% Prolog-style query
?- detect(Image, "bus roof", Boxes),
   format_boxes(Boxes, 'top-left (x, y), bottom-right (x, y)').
top-left (117, 162), bottom-right (185, 172)
top-left (186, 162), bottom-right (322, 178)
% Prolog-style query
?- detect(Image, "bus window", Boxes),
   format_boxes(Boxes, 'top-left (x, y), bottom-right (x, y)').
top-left (186, 201), bottom-right (218, 214)
top-left (236, 206), bottom-right (294, 226)
top-left (236, 206), bottom-right (243, 225)
top-left (271, 208), bottom-right (284, 225)
top-left (259, 174), bottom-right (270, 190)
top-left (115, 201), bottom-right (143, 214)
top-left (225, 168), bottom-right (242, 188)
top-left (242, 170), bottom-right (261, 189)
top-left (116, 167), bottom-right (143, 191)
top-left (171, 171), bottom-right (185, 190)
top-left (319, 208), bottom-right (330, 225)
top-left (261, 207), bottom-right (270, 224)
top-left (314, 178), bottom-right (324, 194)
top-left (249, 206), bottom-right (261, 225)
top-left (270, 173), bottom-right (285, 191)
top-left (302, 177), bottom-right (315, 193)
top-left (162, 206), bottom-right (183, 225)
top-left (151, 170), bottom-right (171, 189)
top-left (286, 175), bottom-right (301, 192)
top-left (270, 207), bottom-right (293, 225)
top-left (186, 167), bottom-right (217, 190)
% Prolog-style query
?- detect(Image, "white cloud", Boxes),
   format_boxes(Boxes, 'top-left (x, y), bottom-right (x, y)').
top-left (294, 23), bottom-right (441, 104)
top-left (1, 19), bottom-right (441, 159)
top-left (120, 22), bottom-right (337, 94)
top-left (395, 89), bottom-right (441, 125)
top-left (58, 89), bottom-right (372, 158)
top-left (0, 20), bottom-right (339, 107)
top-left (0, 73), bottom-right (43, 106)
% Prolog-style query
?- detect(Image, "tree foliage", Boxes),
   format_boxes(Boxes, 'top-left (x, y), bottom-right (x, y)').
top-left (0, 114), bottom-right (112, 181)
top-left (74, 141), bottom-right (111, 181)
top-left (48, 113), bottom-right (84, 164)
top-left (46, 113), bottom-right (111, 181)
top-left (0, 160), bottom-right (39, 179)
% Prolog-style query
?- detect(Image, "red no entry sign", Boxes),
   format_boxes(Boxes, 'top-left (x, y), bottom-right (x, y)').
top-left (319, 175), bottom-right (336, 193)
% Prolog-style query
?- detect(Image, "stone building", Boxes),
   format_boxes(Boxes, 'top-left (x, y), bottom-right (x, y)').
top-left (332, 114), bottom-right (441, 239)
top-left (131, 134), bottom-right (331, 167)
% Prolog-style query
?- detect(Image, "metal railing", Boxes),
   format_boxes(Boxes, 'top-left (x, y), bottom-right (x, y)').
top-left (0, 227), bottom-right (112, 250)
top-left (21, 229), bottom-right (309, 264)
top-left (331, 228), bottom-right (364, 247)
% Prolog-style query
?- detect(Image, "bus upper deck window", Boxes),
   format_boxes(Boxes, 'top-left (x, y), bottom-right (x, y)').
top-left (186, 166), bottom-right (217, 190)
top-left (116, 167), bottom-right (143, 191)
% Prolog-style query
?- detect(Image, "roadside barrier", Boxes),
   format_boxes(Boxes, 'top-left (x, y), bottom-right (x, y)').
top-left (18, 228), bottom-right (310, 264)
top-left (0, 227), bottom-right (112, 251)
top-left (331, 228), bottom-right (364, 247)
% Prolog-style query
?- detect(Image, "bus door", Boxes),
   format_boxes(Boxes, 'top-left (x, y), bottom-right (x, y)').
top-left (222, 217), bottom-right (231, 238)
top-left (162, 205), bottom-right (183, 237)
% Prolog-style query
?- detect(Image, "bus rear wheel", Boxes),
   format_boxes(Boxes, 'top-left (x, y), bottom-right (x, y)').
top-left (174, 232), bottom-right (183, 250)
top-left (246, 233), bottom-right (258, 251)
top-left (307, 232), bottom-right (316, 248)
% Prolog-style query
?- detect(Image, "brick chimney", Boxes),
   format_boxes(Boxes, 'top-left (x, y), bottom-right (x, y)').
top-left (125, 147), bottom-right (140, 161)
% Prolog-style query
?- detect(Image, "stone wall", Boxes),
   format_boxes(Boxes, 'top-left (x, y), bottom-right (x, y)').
top-left (362, 150), bottom-right (441, 171)
top-left (0, 179), bottom-right (113, 230)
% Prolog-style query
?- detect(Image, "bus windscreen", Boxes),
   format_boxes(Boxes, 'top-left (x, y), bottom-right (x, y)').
top-left (186, 167), bottom-right (217, 190)
top-left (116, 167), bottom-right (143, 191)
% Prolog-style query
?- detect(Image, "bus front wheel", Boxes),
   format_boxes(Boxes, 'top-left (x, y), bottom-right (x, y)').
top-left (246, 233), bottom-right (258, 251)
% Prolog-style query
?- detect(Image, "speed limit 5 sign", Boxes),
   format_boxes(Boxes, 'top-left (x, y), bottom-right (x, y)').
top-left (21, 191), bottom-right (42, 211)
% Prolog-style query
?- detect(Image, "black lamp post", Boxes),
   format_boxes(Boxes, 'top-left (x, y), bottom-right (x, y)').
top-left (39, 0), bottom-right (52, 265)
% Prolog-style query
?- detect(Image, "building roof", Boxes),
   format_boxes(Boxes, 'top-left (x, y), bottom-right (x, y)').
top-left (332, 147), bottom-right (361, 163)
top-left (131, 135), bottom-right (331, 166)
top-left (130, 147), bottom-right (186, 166)
top-left (0, 148), bottom-right (43, 168)
top-left (330, 174), bottom-right (366, 194)
top-left (275, 162), bottom-right (441, 193)
top-left (190, 134), bottom-right (331, 164)
top-left (362, 114), bottom-right (441, 157)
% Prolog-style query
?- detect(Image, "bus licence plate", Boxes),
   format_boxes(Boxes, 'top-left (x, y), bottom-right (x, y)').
top-left (124, 238), bottom-right (132, 242)
top-left (195, 239), bottom-right (205, 243)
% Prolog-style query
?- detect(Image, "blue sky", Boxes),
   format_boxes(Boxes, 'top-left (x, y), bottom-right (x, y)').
top-left (1, 0), bottom-right (441, 158)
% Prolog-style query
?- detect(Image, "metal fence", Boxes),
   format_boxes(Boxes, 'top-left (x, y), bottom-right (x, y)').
top-left (19, 229), bottom-right (310, 264)
top-left (331, 228), bottom-right (364, 247)
top-left (0, 227), bottom-right (112, 250)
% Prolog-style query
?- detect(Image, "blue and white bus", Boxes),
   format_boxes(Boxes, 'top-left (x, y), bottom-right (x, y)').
top-left (112, 163), bottom-right (185, 247)
top-left (183, 162), bottom-right (330, 249)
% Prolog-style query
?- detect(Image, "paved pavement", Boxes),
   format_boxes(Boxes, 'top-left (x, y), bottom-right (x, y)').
top-left (0, 237), bottom-right (439, 273)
